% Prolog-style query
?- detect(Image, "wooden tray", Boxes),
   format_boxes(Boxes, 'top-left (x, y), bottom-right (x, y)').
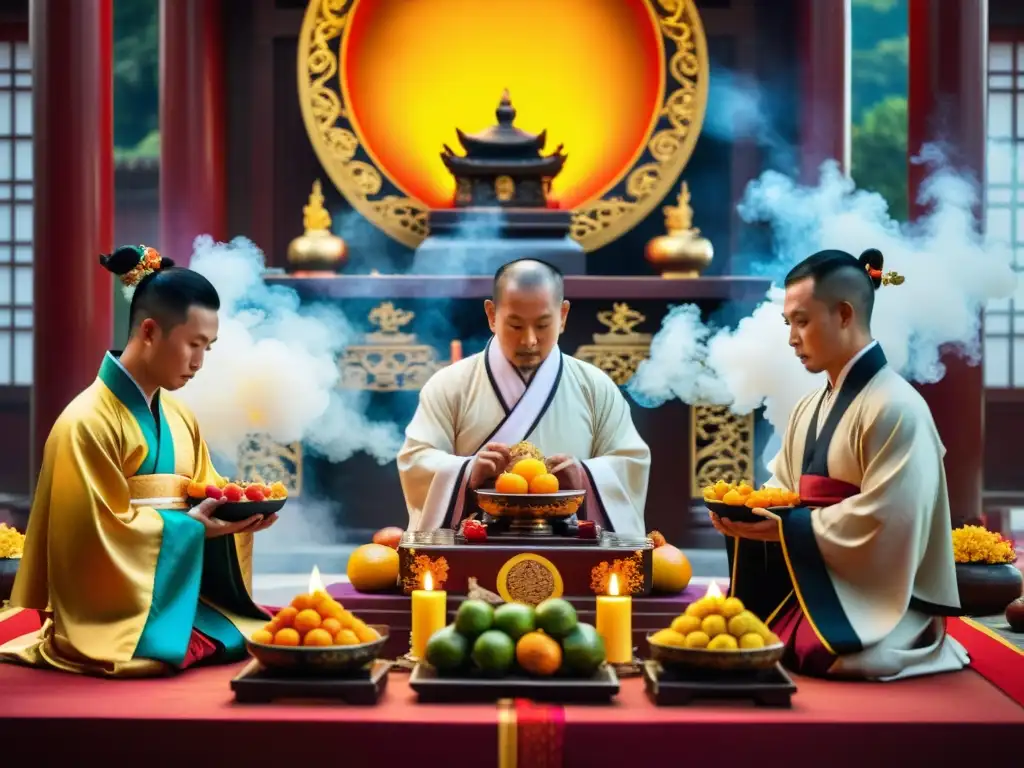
top-left (642, 660), bottom-right (796, 707)
top-left (230, 658), bottom-right (390, 705)
top-left (409, 662), bottom-right (620, 703)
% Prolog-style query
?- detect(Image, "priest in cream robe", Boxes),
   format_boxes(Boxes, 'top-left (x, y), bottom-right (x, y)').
top-left (399, 258), bottom-right (651, 534)
top-left (0, 245), bottom-right (275, 678)
top-left (713, 248), bottom-right (967, 681)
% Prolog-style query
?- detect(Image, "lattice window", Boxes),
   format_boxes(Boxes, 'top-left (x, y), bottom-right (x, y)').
top-left (985, 38), bottom-right (1024, 389)
top-left (0, 40), bottom-right (31, 386)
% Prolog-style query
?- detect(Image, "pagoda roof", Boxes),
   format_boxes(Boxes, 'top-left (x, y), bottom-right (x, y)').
top-left (455, 90), bottom-right (549, 155)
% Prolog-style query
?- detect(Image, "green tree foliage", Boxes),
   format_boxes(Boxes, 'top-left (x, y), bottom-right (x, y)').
top-left (850, 0), bottom-right (908, 219)
top-left (113, 0), bottom-right (159, 155)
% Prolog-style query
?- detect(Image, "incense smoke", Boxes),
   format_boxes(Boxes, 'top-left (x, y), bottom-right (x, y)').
top-left (628, 153), bottom-right (1017, 434)
top-left (177, 235), bottom-right (404, 464)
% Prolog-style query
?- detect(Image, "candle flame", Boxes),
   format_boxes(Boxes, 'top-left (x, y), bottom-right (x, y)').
top-left (308, 564), bottom-right (325, 594)
top-left (423, 570), bottom-right (434, 591)
top-left (704, 580), bottom-right (723, 599)
top-left (608, 572), bottom-right (620, 596)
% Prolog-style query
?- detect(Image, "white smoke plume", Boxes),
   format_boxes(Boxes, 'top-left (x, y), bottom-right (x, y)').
top-left (176, 235), bottom-right (404, 463)
top-left (629, 153), bottom-right (1017, 432)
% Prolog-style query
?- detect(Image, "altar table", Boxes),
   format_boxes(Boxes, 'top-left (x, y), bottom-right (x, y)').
top-left (0, 660), bottom-right (1020, 767)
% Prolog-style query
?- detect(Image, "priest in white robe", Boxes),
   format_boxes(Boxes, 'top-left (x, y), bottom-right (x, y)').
top-left (712, 248), bottom-right (967, 681)
top-left (398, 259), bottom-right (651, 535)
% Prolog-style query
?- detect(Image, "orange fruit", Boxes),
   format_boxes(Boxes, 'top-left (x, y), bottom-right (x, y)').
top-left (652, 543), bottom-right (692, 594)
top-left (511, 458), bottom-right (547, 483)
top-left (293, 608), bottom-right (322, 634)
top-left (372, 526), bottom-right (405, 549)
top-left (290, 593), bottom-right (317, 611)
top-left (528, 473), bottom-right (559, 494)
top-left (317, 599), bottom-right (345, 621)
top-left (251, 629), bottom-right (273, 644)
top-left (350, 619), bottom-right (380, 643)
top-left (186, 480), bottom-right (206, 498)
top-left (346, 543), bottom-right (400, 592)
top-left (273, 606), bottom-right (298, 627)
top-left (273, 627), bottom-right (300, 646)
top-left (303, 628), bottom-right (334, 647)
top-left (335, 629), bottom-right (360, 646)
top-left (495, 472), bottom-right (529, 494)
top-left (321, 617), bottom-right (343, 636)
top-left (515, 631), bottom-right (562, 676)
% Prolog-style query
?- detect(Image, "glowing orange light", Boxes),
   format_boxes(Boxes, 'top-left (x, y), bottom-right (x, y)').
top-left (340, 0), bottom-right (665, 210)
top-left (423, 570), bottom-right (434, 591)
top-left (704, 581), bottom-right (723, 599)
top-left (608, 572), bottom-right (620, 596)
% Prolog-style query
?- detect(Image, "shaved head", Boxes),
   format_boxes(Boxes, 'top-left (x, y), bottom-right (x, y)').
top-left (493, 259), bottom-right (565, 305)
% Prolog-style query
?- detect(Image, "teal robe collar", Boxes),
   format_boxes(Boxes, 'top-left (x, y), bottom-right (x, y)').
top-left (99, 351), bottom-right (176, 475)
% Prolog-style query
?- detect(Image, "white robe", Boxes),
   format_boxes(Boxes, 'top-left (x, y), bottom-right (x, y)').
top-left (731, 342), bottom-right (968, 681)
top-left (397, 339), bottom-right (651, 535)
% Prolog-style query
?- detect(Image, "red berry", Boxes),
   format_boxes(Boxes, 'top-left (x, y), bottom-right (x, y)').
top-left (244, 485), bottom-right (265, 502)
top-left (205, 485), bottom-right (223, 500)
top-left (462, 520), bottom-right (487, 542)
top-left (222, 484), bottom-right (243, 502)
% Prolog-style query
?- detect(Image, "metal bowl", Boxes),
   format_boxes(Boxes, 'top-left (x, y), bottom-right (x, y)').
top-left (704, 499), bottom-right (794, 524)
top-left (646, 632), bottom-right (785, 671)
top-left (246, 624), bottom-right (390, 676)
top-left (474, 489), bottom-right (585, 519)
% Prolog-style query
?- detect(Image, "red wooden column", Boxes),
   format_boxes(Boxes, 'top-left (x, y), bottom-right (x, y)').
top-left (907, 0), bottom-right (988, 527)
top-left (30, 0), bottom-right (114, 472)
top-left (799, 0), bottom-right (852, 179)
top-left (159, 0), bottom-right (226, 265)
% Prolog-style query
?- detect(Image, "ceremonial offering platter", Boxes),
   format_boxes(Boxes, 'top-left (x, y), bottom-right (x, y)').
top-left (186, 478), bottom-right (288, 522)
top-left (473, 489), bottom-right (585, 532)
top-left (410, 596), bottom-right (619, 703)
top-left (702, 480), bottom-right (799, 524)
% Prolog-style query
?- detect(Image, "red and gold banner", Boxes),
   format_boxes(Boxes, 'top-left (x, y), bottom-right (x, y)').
top-left (498, 698), bottom-right (565, 768)
top-left (948, 617), bottom-right (1024, 707)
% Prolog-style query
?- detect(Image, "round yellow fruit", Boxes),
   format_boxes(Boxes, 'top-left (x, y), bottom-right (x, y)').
top-left (651, 542), bottom-right (693, 594)
top-left (684, 631), bottom-right (710, 649)
top-left (670, 615), bottom-right (702, 635)
top-left (727, 612), bottom-right (758, 638)
top-left (721, 596), bottom-right (745, 619)
top-left (650, 629), bottom-right (687, 648)
top-left (683, 598), bottom-right (716, 619)
top-left (511, 458), bottom-right (547, 483)
top-left (707, 633), bottom-right (739, 651)
top-left (739, 633), bottom-right (766, 649)
top-left (347, 543), bottom-right (400, 592)
top-left (700, 614), bottom-right (728, 638)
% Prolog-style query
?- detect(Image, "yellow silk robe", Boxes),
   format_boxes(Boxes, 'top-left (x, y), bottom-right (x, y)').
top-left (0, 352), bottom-right (267, 677)
top-left (399, 340), bottom-right (651, 534)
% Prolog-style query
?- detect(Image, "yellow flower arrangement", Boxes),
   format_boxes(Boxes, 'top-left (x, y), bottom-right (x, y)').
top-left (0, 523), bottom-right (25, 559)
top-left (951, 525), bottom-right (1017, 565)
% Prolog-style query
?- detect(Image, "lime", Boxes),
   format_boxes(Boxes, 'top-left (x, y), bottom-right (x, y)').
top-left (535, 597), bottom-right (578, 639)
top-left (493, 602), bottom-right (536, 641)
top-left (560, 623), bottom-right (606, 676)
top-left (471, 629), bottom-right (516, 676)
top-left (455, 598), bottom-right (494, 636)
top-left (424, 624), bottom-right (468, 673)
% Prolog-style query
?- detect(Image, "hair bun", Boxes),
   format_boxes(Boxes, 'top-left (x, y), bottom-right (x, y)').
top-left (99, 244), bottom-right (165, 288)
top-left (159, 256), bottom-right (176, 270)
top-left (858, 248), bottom-right (884, 289)
top-left (98, 246), bottom-right (145, 276)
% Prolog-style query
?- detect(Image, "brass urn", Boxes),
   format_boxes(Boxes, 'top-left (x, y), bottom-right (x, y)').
top-left (287, 180), bottom-right (348, 272)
top-left (645, 181), bottom-right (713, 278)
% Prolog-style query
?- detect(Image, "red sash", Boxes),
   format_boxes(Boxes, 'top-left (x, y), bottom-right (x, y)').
top-left (799, 474), bottom-right (860, 507)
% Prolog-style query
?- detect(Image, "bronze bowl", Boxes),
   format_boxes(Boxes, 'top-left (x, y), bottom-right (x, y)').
top-left (474, 489), bottom-right (585, 520)
top-left (646, 632), bottom-right (785, 672)
top-left (246, 624), bottom-right (390, 676)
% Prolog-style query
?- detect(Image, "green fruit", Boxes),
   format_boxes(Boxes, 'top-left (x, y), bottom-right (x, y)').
top-left (455, 599), bottom-right (495, 636)
top-left (424, 625), bottom-right (468, 673)
top-left (471, 629), bottom-right (516, 676)
top-left (560, 623), bottom-right (606, 676)
top-left (535, 597), bottom-right (578, 639)
top-left (493, 602), bottom-right (536, 641)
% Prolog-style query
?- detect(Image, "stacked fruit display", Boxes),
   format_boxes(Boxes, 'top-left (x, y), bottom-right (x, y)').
top-left (649, 592), bottom-right (780, 651)
top-left (251, 590), bottom-right (381, 647)
top-left (187, 478), bottom-right (289, 503)
top-left (424, 597), bottom-right (606, 678)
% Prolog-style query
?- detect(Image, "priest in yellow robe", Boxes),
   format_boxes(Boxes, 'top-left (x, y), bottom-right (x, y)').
top-left (713, 248), bottom-right (967, 681)
top-left (0, 245), bottom-right (276, 677)
top-left (399, 259), bottom-right (651, 534)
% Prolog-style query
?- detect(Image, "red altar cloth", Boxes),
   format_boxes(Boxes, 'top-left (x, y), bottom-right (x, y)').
top-left (0, 660), bottom-right (1019, 766)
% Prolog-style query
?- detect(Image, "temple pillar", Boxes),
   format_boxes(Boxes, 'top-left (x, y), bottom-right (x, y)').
top-left (907, 0), bottom-right (988, 527)
top-left (799, 0), bottom-right (852, 180)
top-left (30, 0), bottom-right (114, 474)
top-left (159, 0), bottom-right (226, 265)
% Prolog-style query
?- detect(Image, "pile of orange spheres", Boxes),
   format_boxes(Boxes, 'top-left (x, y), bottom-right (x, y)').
top-left (251, 590), bottom-right (381, 647)
top-left (494, 457), bottom-right (561, 495)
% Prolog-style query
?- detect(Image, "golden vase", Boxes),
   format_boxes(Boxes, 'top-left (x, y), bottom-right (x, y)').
top-left (645, 182), bottom-right (713, 278)
top-left (287, 180), bottom-right (348, 272)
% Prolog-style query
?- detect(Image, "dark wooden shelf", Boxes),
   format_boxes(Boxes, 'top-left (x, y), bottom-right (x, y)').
top-left (264, 274), bottom-right (772, 301)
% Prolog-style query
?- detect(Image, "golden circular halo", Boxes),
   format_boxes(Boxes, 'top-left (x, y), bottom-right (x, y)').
top-left (297, 0), bottom-right (709, 253)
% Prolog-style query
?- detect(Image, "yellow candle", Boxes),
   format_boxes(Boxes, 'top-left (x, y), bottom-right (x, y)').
top-left (410, 571), bottom-right (447, 659)
top-left (596, 573), bottom-right (632, 664)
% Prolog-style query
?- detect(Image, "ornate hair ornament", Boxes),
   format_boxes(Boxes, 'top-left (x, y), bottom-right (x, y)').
top-left (119, 245), bottom-right (163, 287)
top-left (866, 264), bottom-right (905, 286)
